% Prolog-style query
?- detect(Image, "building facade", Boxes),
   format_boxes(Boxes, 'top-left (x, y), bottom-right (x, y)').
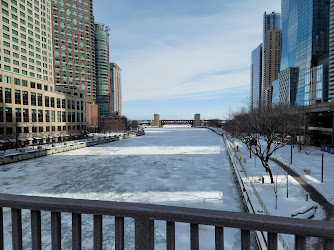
top-left (278, 67), bottom-right (299, 105)
top-left (94, 19), bottom-right (110, 117)
top-left (110, 63), bottom-right (121, 115)
top-left (329, 0), bottom-right (334, 101)
top-left (0, 0), bottom-right (86, 144)
top-left (262, 12), bottom-right (282, 106)
top-left (51, 0), bottom-right (99, 129)
top-left (281, 0), bottom-right (329, 105)
top-left (250, 43), bottom-right (262, 109)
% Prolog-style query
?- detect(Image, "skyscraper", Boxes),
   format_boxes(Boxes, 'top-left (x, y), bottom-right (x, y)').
top-left (262, 12), bottom-right (282, 106)
top-left (51, 0), bottom-right (99, 130)
top-left (281, 0), bottom-right (329, 105)
top-left (250, 44), bottom-right (262, 109)
top-left (328, 0), bottom-right (334, 101)
top-left (110, 63), bottom-right (121, 115)
top-left (94, 19), bottom-right (110, 117)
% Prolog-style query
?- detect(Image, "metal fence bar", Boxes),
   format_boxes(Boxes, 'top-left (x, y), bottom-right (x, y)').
top-left (72, 213), bottom-right (81, 250)
top-left (323, 237), bottom-right (334, 250)
top-left (31, 210), bottom-right (42, 250)
top-left (294, 235), bottom-right (306, 250)
top-left (166, 221), bottom-right (175, 250)
top-left (215, 226), bottom-right (224, 250)
top-left (135, 217), bottom-right (154, 250)
top-left (0, 207), bottom-right (3, 250)
top-left (115, 216), bottom-right (124, 250)
top-left (241, 229), bottom-right (250, 250)
top-left (51, 212), bottom-right (61, 250)
top-left (267, 232), bottom-right (277, 250)
top-left (11, 208), bottom-right (22, 250)
top-left (93, 215), bottom-right (102, 250)
top-left (190, 223), bottom-right (199, 250)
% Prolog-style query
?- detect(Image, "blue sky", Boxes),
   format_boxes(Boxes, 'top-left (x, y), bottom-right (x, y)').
top-left (93, 0), bottom-right (281, 120)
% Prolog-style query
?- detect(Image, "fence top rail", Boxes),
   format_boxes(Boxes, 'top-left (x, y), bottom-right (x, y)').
top-left (0, 193), bottom-right (333, 237)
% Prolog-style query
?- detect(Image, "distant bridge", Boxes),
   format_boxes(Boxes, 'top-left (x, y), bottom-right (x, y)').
top-left (137, 114), bottom-right (225, 127)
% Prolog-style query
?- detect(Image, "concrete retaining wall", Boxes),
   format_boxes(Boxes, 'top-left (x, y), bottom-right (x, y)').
top-left (0, 133), bottom-right (140, 165)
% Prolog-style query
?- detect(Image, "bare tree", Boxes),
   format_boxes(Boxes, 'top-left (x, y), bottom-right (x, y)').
top-left (208, 119), bottom-right (222, 128)
top-left (224, 104), bottom-right (303, 183)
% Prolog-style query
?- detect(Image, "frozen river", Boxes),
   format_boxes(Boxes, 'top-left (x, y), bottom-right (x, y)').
top-left (0, 126), bottom-right (252, 249)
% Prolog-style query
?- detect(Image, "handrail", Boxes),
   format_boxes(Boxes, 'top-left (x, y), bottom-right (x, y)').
top-left (0, 193), bottom-right (334, 238)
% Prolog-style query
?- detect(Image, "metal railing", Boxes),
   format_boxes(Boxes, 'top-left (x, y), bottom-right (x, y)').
top-left (0, 193), bottom-right (334, 250)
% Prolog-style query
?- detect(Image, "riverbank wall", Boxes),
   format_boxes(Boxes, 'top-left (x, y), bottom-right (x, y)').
top-left (0, 132), bottom-right (141, 165)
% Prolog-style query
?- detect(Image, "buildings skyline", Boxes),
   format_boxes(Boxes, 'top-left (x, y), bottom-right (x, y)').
top-left (0, 0), bottom-right (122, 143)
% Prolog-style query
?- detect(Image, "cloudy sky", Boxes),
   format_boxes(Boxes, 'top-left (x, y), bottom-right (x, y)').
top-left (93, 0), bottom-right (281, 120)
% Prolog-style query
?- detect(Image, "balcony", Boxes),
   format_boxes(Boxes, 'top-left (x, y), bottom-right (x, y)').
top-left (0, 193), bottom-right (333, 250)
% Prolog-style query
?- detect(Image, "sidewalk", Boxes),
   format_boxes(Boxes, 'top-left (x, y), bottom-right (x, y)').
top-left (211, 127), bottom-right (328, 249)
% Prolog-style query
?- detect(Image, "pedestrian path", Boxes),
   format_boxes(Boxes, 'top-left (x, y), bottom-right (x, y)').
top-left (210, 127), bottom-right (328, 249)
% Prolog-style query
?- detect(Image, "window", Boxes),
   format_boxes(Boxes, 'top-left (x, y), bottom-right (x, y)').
top-left (31, 109), bottom-right (36, 122)
top-left (5, 88), bottom-right (11, 103)
top-left (5, 107), bottom-right (12, 122)
top-left (57, 111), bottom-right (61, 122)
top-left (39, 126), bottom-right (43, 132)
top-left (38, 109), bottom-right (43, 122)
top-left (37, 93), bottom-right (42, 106)
top-left (24, 127), bottom-right (29, 133)
top-left (4, 76), bottom-right (11, 83)
top-left (14, 78), bottom-right (20, 85)
top-left (15, 90), bottom-right (21, 104)
top-left (45, 110), bottom-right (49, 122)
top-left (31, 92), bottom-right (36, 105)
top-left (57, 98), bottom-right (61, 108)
top-left (30, 82), bottom-right (35, 88)
top-left (50, 97), bottom-right (54, 107)
top-left (0, 87), bottom-right (3, 103)
top-left (22, 80), bottom-right (27, 87)
top-left (22, 91), bottom-right (28, 105)
top-left (0, 107), bottom-right (3, 122)
top-left (62, 99), bottom-right (65, 108)
top-left (62, 111), bottom-right (66, 122)
top-left (51, 111), bottom-right (55, 122)
top-left (15, 108), bottom-right (21, 122)
top-left (32, 126), bottom-right (37, 133)
top-left (37, 83), bottom-right (42, 89)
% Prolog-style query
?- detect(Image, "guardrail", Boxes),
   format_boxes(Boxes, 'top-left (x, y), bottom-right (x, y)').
top-left (0, 193), bottom-right (334, 250)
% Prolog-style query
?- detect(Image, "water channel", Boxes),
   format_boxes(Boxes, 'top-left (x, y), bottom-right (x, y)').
top-left (0, 126), bottom-right (256, 249)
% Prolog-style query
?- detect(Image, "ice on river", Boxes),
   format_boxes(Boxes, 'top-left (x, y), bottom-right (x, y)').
top-left (0, 126), bottom-right (254, 249)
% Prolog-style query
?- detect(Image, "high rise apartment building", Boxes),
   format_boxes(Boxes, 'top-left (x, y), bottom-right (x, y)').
top-left (281, 0), bottom-right (329, 105)
top-left (110, 63), bottom-right (121, 115)
top-left (0, 0), bottom-right (86, 144)
top-left (262, 12), bottom-right (282, 106)
top-left (250, 43), bottom-right (262, 109)
top-left (94, 19), bottom-right (110, 117)
top-left (51, 0), bottom-right (99, 130)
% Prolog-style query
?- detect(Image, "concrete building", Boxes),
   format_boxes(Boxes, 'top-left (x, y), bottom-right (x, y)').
top-left (278, 67), bottom-right (299, 105)
top-left (281, 0), bottom-right (329, 106)
top-left (110, 63), bottom-right (121, 115)
top-left (0, 0), bottom-right (86, 145)
top-left (262, 12), bottom-right (282, 106)
top-left (250, 43), bottom-right (262, 109)
top-left (51, 0), bottom-right (99, 130)
top-left (94, 19), bottom-right (110, 117)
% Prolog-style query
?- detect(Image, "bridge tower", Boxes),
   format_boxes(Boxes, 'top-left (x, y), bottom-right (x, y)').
top-left (152, 114), bottom-right (161, 127)
top-left (194, 114), bottom-right (201, 127)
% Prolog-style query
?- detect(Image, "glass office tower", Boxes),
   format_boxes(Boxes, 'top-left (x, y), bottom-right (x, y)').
top-left (280, 0), bottom-right (329, 105)
top-left (250, 44), bottom-right (262, 109)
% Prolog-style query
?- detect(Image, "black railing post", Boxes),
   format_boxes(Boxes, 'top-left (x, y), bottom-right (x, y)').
top-left (115, 216), bottom-right (124, 250)
top-left (11, 208), bottom-right (22, 250)
top-left (135, 217), bottom-right (154, 250)
top-left (51, 212), bottom-right (61, 250)
top-left (31, 210), bottom-right (42, 250)
top-left (0, 207), bottom-right (3, 250)
top-left (93, 215), bottom-right (102, 250)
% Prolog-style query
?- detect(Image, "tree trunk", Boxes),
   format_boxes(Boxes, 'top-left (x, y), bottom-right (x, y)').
top-left (266, 163), bottom-right (274, 183)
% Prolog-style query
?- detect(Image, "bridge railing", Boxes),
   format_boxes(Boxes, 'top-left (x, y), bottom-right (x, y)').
top-left (0, 193), bottom-right (334, 250)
